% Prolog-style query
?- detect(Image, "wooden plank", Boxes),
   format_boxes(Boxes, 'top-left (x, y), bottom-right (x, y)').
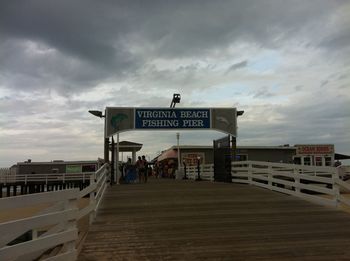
top-left (0, 208), bottom-right (77, 247)
top-left (77, 203), bottom-right (95, 220)
top-left (298, 173), bottom-right (333, 184)
top-left (78, 183), bottom-right (97, 199)
top-left (270, 184), bottom-right (295, 195)
top-left (0, 229), bottom-right (77, 260)
top-left (298, 183), bottom-right (335, 195)
top-left (336, 179), bottom-right (350, 192)
top-left (338, 195), bottom-right (350, 207)
top-left (232, 179), bottom-right (250, 184)
top-left (0, 189), bottom-right (79, 211)
top-left (3, 173), bottom-right (93, 184)
top-left (79, 179), bottom-right (350, 260)
top-left (241, 160), bottom-right (336, 173)
top-left (296, 192), bottom-right (337, 207)
top-left (270, 178), bottom-right (295, 188)
top-left (45, 250), bottom-right (77, 261)
top-left (95, 183), bottom-right (107, 212)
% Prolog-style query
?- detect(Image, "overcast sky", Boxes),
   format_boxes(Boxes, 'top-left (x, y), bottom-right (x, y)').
top-left (0, 0), bottom-right (349, 167)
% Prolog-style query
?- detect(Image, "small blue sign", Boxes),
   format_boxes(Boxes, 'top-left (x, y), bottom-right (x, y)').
top-left (135, 108), bottom-right (210, 129)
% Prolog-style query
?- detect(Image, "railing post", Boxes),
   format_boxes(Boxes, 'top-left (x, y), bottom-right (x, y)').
top-left (32, 229), bottom-right (38, 240)
top-left (333, 168), bottom-right (340, 207)
top-left (294, 167), bottom-right (300, 194)
top-left (89, 175), bottom-right (96, 224)
top-left (248, 162), bottom-right (252, 184)
top-left (268, 165), bottom-right (273, 189)
top-left (64, 193), bottom-right (78, 254)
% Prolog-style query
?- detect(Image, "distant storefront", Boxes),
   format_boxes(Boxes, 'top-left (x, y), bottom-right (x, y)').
top-left (293, 144), bottom-right (334, 166)
top-left (16, 160), bottom-right (101, 174)
top-left (157, 144), bottom-right (343, 168)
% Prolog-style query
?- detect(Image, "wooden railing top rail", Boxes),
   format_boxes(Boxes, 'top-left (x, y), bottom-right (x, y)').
top-left (232, 160), bottom-right (336, 173)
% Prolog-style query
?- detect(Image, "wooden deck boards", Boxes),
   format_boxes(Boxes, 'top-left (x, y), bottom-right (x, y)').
top-left (78, 179), bottom-right (350, 260)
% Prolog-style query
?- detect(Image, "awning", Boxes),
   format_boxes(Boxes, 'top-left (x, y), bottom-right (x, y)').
top-left (335, 153), bottom-right (350, 160)
top-left (109, 140), bottom-right (143, 152)
top-left (157, 149), bottom-right (178, 162)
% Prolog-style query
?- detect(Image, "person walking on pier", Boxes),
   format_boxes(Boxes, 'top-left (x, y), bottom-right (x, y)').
top-left (142, 155), bottom-right (148, 183)
top-left (136, 156), bottom-right (142, 183)
top-left (136, 156), bottom-right (147, 183)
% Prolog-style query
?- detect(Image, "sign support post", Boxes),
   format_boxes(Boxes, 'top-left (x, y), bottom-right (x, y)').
top-left (116, 133), bottom-right (119, 184)
top-left (176, 133), bottom-right (180, 170)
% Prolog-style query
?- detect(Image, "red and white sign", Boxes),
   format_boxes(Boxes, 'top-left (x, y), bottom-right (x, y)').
top-left (182, 153), bottom-right (205, 166)
top-left (296, 144), bottom-right (334, 155)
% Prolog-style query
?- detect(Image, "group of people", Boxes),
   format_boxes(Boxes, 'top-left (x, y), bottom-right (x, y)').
top-left (121, 155), bottom-right (149, 183)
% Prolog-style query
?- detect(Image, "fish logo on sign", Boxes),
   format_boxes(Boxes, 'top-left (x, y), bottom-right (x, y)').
top-left (216, 116), bottom-right (229, 125)
top-left (111, 113), bottom-right (128, 130)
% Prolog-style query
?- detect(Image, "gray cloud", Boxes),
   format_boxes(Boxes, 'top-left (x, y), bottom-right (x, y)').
top-left (1, 0), bottom-right (350, 166)
top-left (239, 98), bottom-right (350, 153)
top-left (226, 60), bottom-right (248, 73)
top-left (1, 0), bottom-right (348, 94)
top-left (252, 87), bottom-right (276, 98)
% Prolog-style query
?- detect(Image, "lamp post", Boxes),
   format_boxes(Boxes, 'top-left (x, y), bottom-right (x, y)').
top-left (88, 110), bottom-right (111, 184)
top-left (170, 93), bottom-right (181, 108)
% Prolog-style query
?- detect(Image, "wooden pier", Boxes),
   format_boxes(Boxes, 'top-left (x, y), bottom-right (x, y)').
top-left (79, 179), bottom-right (350, 260)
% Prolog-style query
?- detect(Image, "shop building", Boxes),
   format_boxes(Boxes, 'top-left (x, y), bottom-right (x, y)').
top-left (157, 144), bottom-right (347, 168)
top-left (14, 159), bottom-right (101, 175)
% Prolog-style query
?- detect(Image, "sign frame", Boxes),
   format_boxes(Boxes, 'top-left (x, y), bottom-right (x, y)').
top-left (105, 107), bottom-right (237, 137)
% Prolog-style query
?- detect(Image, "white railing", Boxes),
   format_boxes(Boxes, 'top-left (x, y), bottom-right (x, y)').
top-left (184, 161), bottom-right (350, 209)
top-left (338, 165), bottom-right (350, 180)
top-left (0, 172), bottom-right (94, 185)
top-left (185, 165), bottom-right (214, 181)
top-left (0, 168), bottom-right (16, 185)
top-left (233, 161), bottom-right (350, 208)
top-left (232, 161), bottom-right (337, 207)
top-left (0, 163), bottom-right (109, 260)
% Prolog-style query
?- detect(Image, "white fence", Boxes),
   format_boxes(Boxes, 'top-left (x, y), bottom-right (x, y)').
top-left (185, 165), bottom-right (214, 181)
top-left (184, 161), bottom-right (350, 208)
top-left (0, 168), bottom-right (16, 184)
top-left (0, 172), bottom-right (93, 185)
top-left (0, 163), bottom-right (109, 261)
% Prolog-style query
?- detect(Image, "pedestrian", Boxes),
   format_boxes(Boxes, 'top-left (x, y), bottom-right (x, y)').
top-left (142, 155), bottom-right (148, 183)
top-left (124, 158), bottom-right (132, 183)
top-left (136, 156), bottom-right (144, 183)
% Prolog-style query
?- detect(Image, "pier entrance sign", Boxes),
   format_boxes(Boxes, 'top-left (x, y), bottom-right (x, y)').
top-left (135, 108), bottom-right (210, 129)
top-left (105, 107), bottom-right (237, 137)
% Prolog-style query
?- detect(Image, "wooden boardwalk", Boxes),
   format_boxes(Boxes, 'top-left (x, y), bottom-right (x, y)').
top-left (79, 179), bottom-right (350, 260)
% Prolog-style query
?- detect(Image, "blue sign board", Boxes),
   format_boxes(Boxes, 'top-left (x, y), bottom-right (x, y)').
top-left (106, 107), bottom-right (237, 136)
top-left (135, 108), bottom-right (210, 129)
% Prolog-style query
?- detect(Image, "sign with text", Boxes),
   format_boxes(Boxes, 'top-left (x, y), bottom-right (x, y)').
top-left (135, 108), bottom-right (210, 129)
top-left (295, 144), bottom-right (334, 155)
top-left (106, 107), bottom-right (237, 137)
top-left (182, 152), bottom-right (205, 166)
top-left (66, 165), bottom-right (82, 173)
